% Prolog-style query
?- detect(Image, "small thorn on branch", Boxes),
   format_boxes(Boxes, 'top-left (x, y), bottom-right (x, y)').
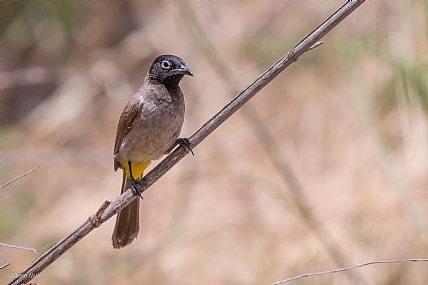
top-left (309, 41), bottom-right (323, 50)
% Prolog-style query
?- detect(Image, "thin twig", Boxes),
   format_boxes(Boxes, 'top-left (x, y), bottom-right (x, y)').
top-left (7, 1), bottom-right (365, 284)
top-left (0, 166), bottom-right (39, 189)
top-left (0, 263), bottom-right (10, 270)
top-left (270, 258), bottom-right (428, 285)
top-left (0, 242), bottom-right (45, 254)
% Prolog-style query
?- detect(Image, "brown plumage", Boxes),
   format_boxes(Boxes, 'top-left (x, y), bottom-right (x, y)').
top-left (112, 55), bottom-right (193, 248)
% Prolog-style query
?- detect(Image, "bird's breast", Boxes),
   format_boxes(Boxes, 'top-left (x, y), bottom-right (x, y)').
top-left (117, 96), bottom-right (185, 163)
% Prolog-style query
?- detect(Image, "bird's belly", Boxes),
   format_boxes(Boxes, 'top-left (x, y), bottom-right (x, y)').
top-left (116, 108), bottom-right (184, 164)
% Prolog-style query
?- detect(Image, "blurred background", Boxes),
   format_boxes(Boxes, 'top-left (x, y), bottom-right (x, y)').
top-left (1, 1), bottom-right (428, 285)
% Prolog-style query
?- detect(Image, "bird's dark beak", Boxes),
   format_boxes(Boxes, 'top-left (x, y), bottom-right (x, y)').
top-left (174, 64), bottom-right (193, 76)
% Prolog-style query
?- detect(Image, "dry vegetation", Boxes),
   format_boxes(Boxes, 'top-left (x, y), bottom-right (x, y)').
top-left (2, 1), bottom-right (428, 285)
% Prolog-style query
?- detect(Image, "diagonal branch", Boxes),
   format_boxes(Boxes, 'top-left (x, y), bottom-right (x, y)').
top-left (177, 3), bottom-right (365, 283)
top-left (7, 1), bottom-right (365, 284)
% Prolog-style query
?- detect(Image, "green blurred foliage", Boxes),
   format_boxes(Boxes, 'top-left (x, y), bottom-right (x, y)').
top-left (3, 1), bottom-right (77, 60)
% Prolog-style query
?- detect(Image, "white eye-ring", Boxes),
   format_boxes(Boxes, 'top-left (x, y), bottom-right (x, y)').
top-left (161, 60), bottom-right (171, 70)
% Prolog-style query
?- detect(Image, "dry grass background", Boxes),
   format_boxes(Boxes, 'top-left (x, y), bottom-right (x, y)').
top-left (2, 1), bottom-right (428, 285)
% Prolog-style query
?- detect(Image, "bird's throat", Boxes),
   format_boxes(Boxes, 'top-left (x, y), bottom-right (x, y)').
top-left (163, 74), bottom-right (184, 88)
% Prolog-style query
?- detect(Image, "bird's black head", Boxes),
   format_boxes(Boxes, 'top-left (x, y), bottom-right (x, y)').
top-left (149, 54), bottom-right (193, 86)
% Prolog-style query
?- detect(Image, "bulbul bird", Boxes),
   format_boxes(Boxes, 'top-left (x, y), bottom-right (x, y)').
top-left (112, 54), bottom-right (193, 249)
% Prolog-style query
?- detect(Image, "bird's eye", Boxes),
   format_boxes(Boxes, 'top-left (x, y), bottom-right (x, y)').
top-left (161, 60), bottom-right (171, 70)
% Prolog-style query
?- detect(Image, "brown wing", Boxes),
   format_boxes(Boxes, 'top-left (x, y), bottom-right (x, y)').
top-left (113, 95), bottom-right (142, 171)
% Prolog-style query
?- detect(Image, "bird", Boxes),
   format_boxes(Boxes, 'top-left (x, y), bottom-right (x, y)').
top-left (112, 54), bottom-right (193, 249)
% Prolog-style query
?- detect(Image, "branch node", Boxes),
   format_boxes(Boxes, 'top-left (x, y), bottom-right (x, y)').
top-left (88, 200), bottom-right (111, 229)
top-left (287, 51), bottom-right (298, 62)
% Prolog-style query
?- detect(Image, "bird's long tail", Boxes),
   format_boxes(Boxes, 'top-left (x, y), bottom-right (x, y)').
top-left (112, 172), bottom-right (140, 249)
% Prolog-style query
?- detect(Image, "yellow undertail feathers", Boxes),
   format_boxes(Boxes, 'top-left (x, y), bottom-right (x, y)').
top-left (122, 160), bottom-right (152, 179)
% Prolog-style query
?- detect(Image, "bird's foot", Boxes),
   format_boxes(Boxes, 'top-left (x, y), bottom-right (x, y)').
top-left (130, 178), bottom-right (144, 200)
top-left (127, 160), bottom-right (144, 200)
top-left (176, 138), bottom-right (194, 156)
